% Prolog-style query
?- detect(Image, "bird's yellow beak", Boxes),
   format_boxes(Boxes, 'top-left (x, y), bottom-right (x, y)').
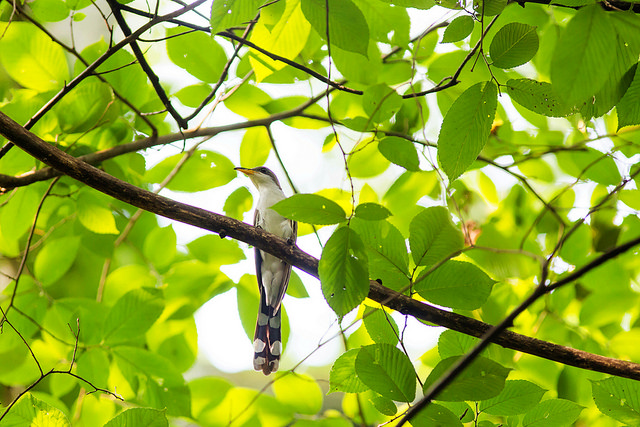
top-left (234, 167), bottom-right (255, 176)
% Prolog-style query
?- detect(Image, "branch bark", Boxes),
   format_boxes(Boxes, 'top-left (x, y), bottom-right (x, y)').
top-left (2, 110), bottom-right (640, 382)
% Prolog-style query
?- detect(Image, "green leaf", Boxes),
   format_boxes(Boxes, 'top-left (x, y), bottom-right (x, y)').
top-left (354, 203), bottom-right (392, 221)
top-left (617, 63), bottom-right (640, 129)
top-left (318, 227), bottom-right (369, 317)
top-left (76, 348), bottom-right (110, 390)
top-left (272, 194), bottom-right (347, 225)
top-left (409, 207), bottom-right (464, 267)
top-left (415, 260), bottom-right (495, 310)
top-left (363, 307), bottom-right (399, 345)
top-left (351, 0), bottom-right (410, 45)
top-left (362, 84), bottom-right (403, 123)
top-left (348, 138), bottom-right (391, 178)
top-left (522, 399), bottom-right (583, 427)
top-left (104, 407), bottom-right (168, 427)
top-left (143, 225), bottom-right (177, 268)
top-left (103, 288), bottom-right (165, 343)
top-left (506, 78), bottom-right (571, 118)
top-left (77, 190), bottom-right (119, 235)
top-left (410, 403), bottom-right (463, 427)
top-left (2, 393), bottom-right (70, 426)
top-left (30, 0), bottom-right (70, 22)
top-left (620, 189), bottom-right (640, 210)
top-left (240, 127), bottom-right (271, 168)
top-left (480, 380), bottom-right (547, 415)
top-left (210, 0), bottom-right (262, 34)
top-left (166, 27), bottom-right (227, 83)
top-left (329, 348), bottom-right (369, 393)
top-left (145, 150), bottom-right (236, 192)
top-left (474, 0), bottom-right (506, 16)
top-left (54, 80), bottom-right (112, 132)
top-left (490, 23), bottom-right (539, 69)
top-left (301, 0), bottom-right (369, 57)
top-left (423, 356), bottom-right (510, 401)
top-left (248, 0), bottom-right (312, 81)
top-left (437, 81), bottom-right (497, 181)
top-left (1, 186), bottom-right (40, 241)
top-left (438, 330), bottom-right (479, 358)
top-left (224, 186), bottom-right (253, 220)
top-left (286, 271), bottom-right (309, 298)
top-left (442, 15), bottom-right (474, 43)
top-left (556, 148), bottom-right (620, 186)
top-left (0, 22), bottom-right (69, 92)
top-left (550, 5), bottom-right (615, 106)
top-left (350, 218), bottom-right (410, 291)
top-left (78, 40), bottom-right (150, 105)
top-left (355, 344), bottom-right (416, 402)
top-left (186, 234), bottom-right (245, 266)
top-left (273, 372), bottom-right (323, 415)
top-left (378, 136), bottom-right (420, 171)
top-left (34, 236), bottom-right (81, 286)
top-left (174, 84), bottom-right (211, 108)
top-left (591, 377), bottom-right (640, 425)
top-left (368, 392), bottom-right (397, 416)
top-left (102, 265), bottom-right (157, 304)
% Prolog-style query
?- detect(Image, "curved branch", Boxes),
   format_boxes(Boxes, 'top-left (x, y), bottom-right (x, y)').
top-left (0, 96), bottom-right (326, 190)
top-left (2, 109), bottom-right (640, 383)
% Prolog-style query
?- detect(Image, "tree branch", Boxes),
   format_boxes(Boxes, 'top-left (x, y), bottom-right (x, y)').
top-left (0, 96), bottom-right (326, 191)
top-left (106, 0), bottom-right (188, 128)
top-left (2, 109), bottom-right (640, 386)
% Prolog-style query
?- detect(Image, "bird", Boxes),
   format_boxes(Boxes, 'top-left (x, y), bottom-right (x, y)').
top-left (234, 166), bottom-right (297, 375)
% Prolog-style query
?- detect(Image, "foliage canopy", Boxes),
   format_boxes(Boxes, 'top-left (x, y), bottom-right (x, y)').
top-left (1, 0), bottom-right (640, 426)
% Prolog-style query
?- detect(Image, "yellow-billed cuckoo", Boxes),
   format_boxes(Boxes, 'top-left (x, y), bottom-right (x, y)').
top-left (234, 166), bottom-right (297, 375)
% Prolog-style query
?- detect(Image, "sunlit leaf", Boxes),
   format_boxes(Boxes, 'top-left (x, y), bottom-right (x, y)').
top-left (423, 356), bottom-right (510, 401)
top-left (34, 236), bottom-right (81, 286)
top-left (378, 136), bottom-right (420, 171)
top-left (329, 349), bottom-right (369, 393)
top-left (301, 0), bottom-right (369, 56)
top-left (592, 377), bottom-right (640, 425)
top-left (415, 260), bottom-right (495, 310)
top-left (506, 79), bottom-right (571, 117)
top-left (166, 27), bottom-right (227, 83)
top-left (363, 307), bottom-right (399, 345)
top-left (2, 393), bottom-right (70, 426)
top-left (0, 22), bottom-right (69, 91)
top-left (210, 0), bottom-right (262, 34)
top-left (249, 0), bottom-right (311, 81)
top-left (355, 344), bottom-right (416, 402)
top-left (437, 81), bottom-right (497, 181)
top-left (318, 227), bottom-right (369, 317)
top-left (522, 399), bottom-right (583, 427)
top-left (145, 150), bottom-right (236, 192)
top-left (490, 23), bottom-right (539, 69)
top-left (480, 380), bottom-right (546, 415)
top-left (550, 5), bottom-right (615, 106)
top-left (103, 288), bottom-right (165, 343)
top-left (104, 408), bottom-right (168, 427)
top-left (273, 372), bottom-right (323, 415)
top-left (354, 203), bottom-right (392, 221)
top-left (272, 194), bottom-right (347, 225)
top-left (409, 207), bottom-right (464, 267)
top-left (442, 15), bottom-right (474, 43)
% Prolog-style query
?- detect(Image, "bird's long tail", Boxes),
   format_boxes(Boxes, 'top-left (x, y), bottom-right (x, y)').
top-left (253, 299), bottom-right (281, 375)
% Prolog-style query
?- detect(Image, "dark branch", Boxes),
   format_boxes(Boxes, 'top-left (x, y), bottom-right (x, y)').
top-left (0, 96), bottom-right (324, 191)
top-left (106, 0), bottom-right (188, 128)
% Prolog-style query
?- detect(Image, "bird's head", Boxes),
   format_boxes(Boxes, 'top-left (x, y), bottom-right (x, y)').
top-left (234, 166), bottom-right (283, 190)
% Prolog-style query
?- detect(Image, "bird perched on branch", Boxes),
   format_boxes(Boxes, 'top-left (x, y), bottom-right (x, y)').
top-left (234, 166), bottom-right (297, 375)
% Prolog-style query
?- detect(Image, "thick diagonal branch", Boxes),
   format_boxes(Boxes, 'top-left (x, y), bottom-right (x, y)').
top-left (1, 110), bottom-right (640, 382)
